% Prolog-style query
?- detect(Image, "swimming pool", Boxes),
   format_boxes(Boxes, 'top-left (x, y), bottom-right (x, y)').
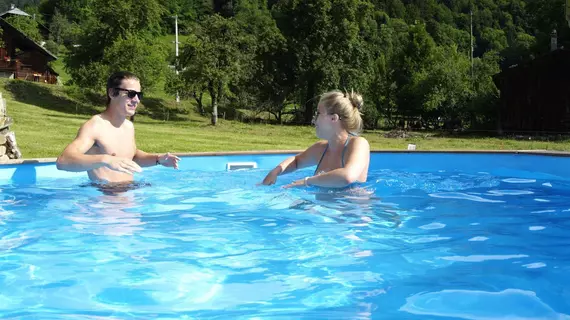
top-left (0, 151), bottom-right (569, 319)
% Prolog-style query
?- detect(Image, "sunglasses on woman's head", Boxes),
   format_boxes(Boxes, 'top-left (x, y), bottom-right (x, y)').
top-left (114, 88), bottom-right (143, 100)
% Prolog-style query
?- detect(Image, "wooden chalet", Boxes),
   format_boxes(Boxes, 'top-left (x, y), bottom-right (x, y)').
top-left (0, 5), bottom-right (58, 84)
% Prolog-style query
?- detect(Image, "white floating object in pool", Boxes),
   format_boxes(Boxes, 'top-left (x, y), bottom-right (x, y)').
top-left (419, 222), bottom-right (446, 230)
top-left (523, 262), bottom-right (546, 269)
top-left (502, 178), bottom-right (536, 184)
top-left (468, 236), bottom-right (489, 242)
top-left (529, 226), bottom-right (545, 231)
top-left (226, 162), bottom-right (258, 171)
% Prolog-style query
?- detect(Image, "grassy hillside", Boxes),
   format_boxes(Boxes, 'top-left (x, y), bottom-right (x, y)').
top-left (0, 79), bottom-right (569, 159)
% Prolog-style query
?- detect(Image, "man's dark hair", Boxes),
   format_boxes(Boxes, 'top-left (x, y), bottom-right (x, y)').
top-left (106, 71), bottom-right (140, 106)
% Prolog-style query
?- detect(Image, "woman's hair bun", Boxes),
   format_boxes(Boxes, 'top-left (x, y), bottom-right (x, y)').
top-left (346, 90), bottom-right (363, 110)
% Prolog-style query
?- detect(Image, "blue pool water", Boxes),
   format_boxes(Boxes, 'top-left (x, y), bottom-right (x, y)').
top-left (0, 152), bottom-right (569, 319)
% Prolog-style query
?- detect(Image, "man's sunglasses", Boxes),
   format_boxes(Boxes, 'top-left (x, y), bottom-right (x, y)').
top-left (114, 88), bottom-right (143, 100)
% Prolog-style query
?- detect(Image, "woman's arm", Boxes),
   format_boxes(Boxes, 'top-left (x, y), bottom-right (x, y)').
top-left (261, 141), bottom-right (327, 185)
top-left (284, 137), bottom-right (370, 188)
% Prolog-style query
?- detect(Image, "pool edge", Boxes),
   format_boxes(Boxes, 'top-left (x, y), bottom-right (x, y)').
top-left (1, 149), bottom-right (570, 166)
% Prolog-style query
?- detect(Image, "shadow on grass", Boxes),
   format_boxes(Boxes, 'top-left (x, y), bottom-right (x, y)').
top-left (131, 117), bottom-right (206, 125)
top-left (379, 128), bottom-right (570, 142)
top-left (5, 80), bottom-right (100, 115)
top-left (137, 97), bottom-right (193, 122)
top-left (4, 80), bottom-right (202, 123)
top-left (431, 130), bottom-right (570, 142)
top-left (45, 113), bottom-right (97, 121)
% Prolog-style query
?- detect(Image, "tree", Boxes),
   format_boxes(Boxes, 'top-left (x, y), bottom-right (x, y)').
top-left (160, 0), bottom-right (213, 33)
top-left (420, 45), bottom-right (473, 122)
top-left (46, 7), bottom-right (82, 50)
top-left (394, 23), bottom-right (438, 118)
top-left (273, 0), bottom-right (376, 123)
top-left (526, 0), bottom-right (569, 55)
top-left (231, 0), bottom-right (293, 123)
top-left (479, 27), bottom-right (508, 53)
top-left (367, 17), bottom-right (407, 127)
top-left (104, 37), bottom-right (168, 90)
top-left (39, 0), bottom-right (94, 24)
top-left (64, 0), bottom-right (166, 90)
top-left (4, 15), bottom-right (42, 43)
top-left (178, 14), bottom-right (255, 125)
top-left (164, 67), bottom-right (208, 115)
top-left (468, 51), bottom-right (501, 128)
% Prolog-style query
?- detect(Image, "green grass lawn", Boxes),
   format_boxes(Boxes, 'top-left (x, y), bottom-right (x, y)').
top-left (2, 79), bottom-right (570, 159)
top-left (49, 57), bottom-right (70, 85)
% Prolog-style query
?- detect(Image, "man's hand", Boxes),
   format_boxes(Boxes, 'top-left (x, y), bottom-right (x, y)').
top-left (105, 156), bottom-right (143, 175)
top-left (158, 152), bottom-right (180, 169)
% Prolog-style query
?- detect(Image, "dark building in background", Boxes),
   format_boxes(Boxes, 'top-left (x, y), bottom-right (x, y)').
top-left (493, 33), bottom-right (570, 133)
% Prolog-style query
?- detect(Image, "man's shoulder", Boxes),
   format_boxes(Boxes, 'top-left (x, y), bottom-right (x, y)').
top-left (82, 114), bottom-right (103, 128)
top-left (124, 118), bottom-right (134, 129)
top-left (81, 114), bottom-right (133, 130)
top-left (77, 115), bottom-right (108, 135)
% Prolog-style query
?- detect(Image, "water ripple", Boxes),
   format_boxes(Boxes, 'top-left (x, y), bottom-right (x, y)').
top-left (0, 167), bottom-right (569, 318)
top-left (429, 192), bottom-right (504, 203)
top-left (400, 289), bottom-right (569, 319)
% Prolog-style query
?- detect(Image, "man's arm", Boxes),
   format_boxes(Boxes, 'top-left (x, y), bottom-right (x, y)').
top-left (133, 150), bottom-right (180, 169)
top-left (56, 120), bottom-right (108, 172)
top-left (133, 149), bottom-right (159, 167)
top-left (56, 119), bottom-right (141, 174)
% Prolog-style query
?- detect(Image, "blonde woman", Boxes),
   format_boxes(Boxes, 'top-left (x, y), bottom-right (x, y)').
top-left (262, 90), bottom-right (370, 188)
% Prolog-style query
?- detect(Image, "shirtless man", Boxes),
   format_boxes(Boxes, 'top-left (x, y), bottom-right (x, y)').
top-left (56, 71), bottom-right (180, 183)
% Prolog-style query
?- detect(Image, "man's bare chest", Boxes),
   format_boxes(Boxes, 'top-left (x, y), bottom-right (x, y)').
top-left (94, 128), bottom-right (136, 158)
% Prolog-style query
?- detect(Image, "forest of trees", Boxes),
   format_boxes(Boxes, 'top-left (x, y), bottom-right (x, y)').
top-left (1, 0), bottom-right (569, 128)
